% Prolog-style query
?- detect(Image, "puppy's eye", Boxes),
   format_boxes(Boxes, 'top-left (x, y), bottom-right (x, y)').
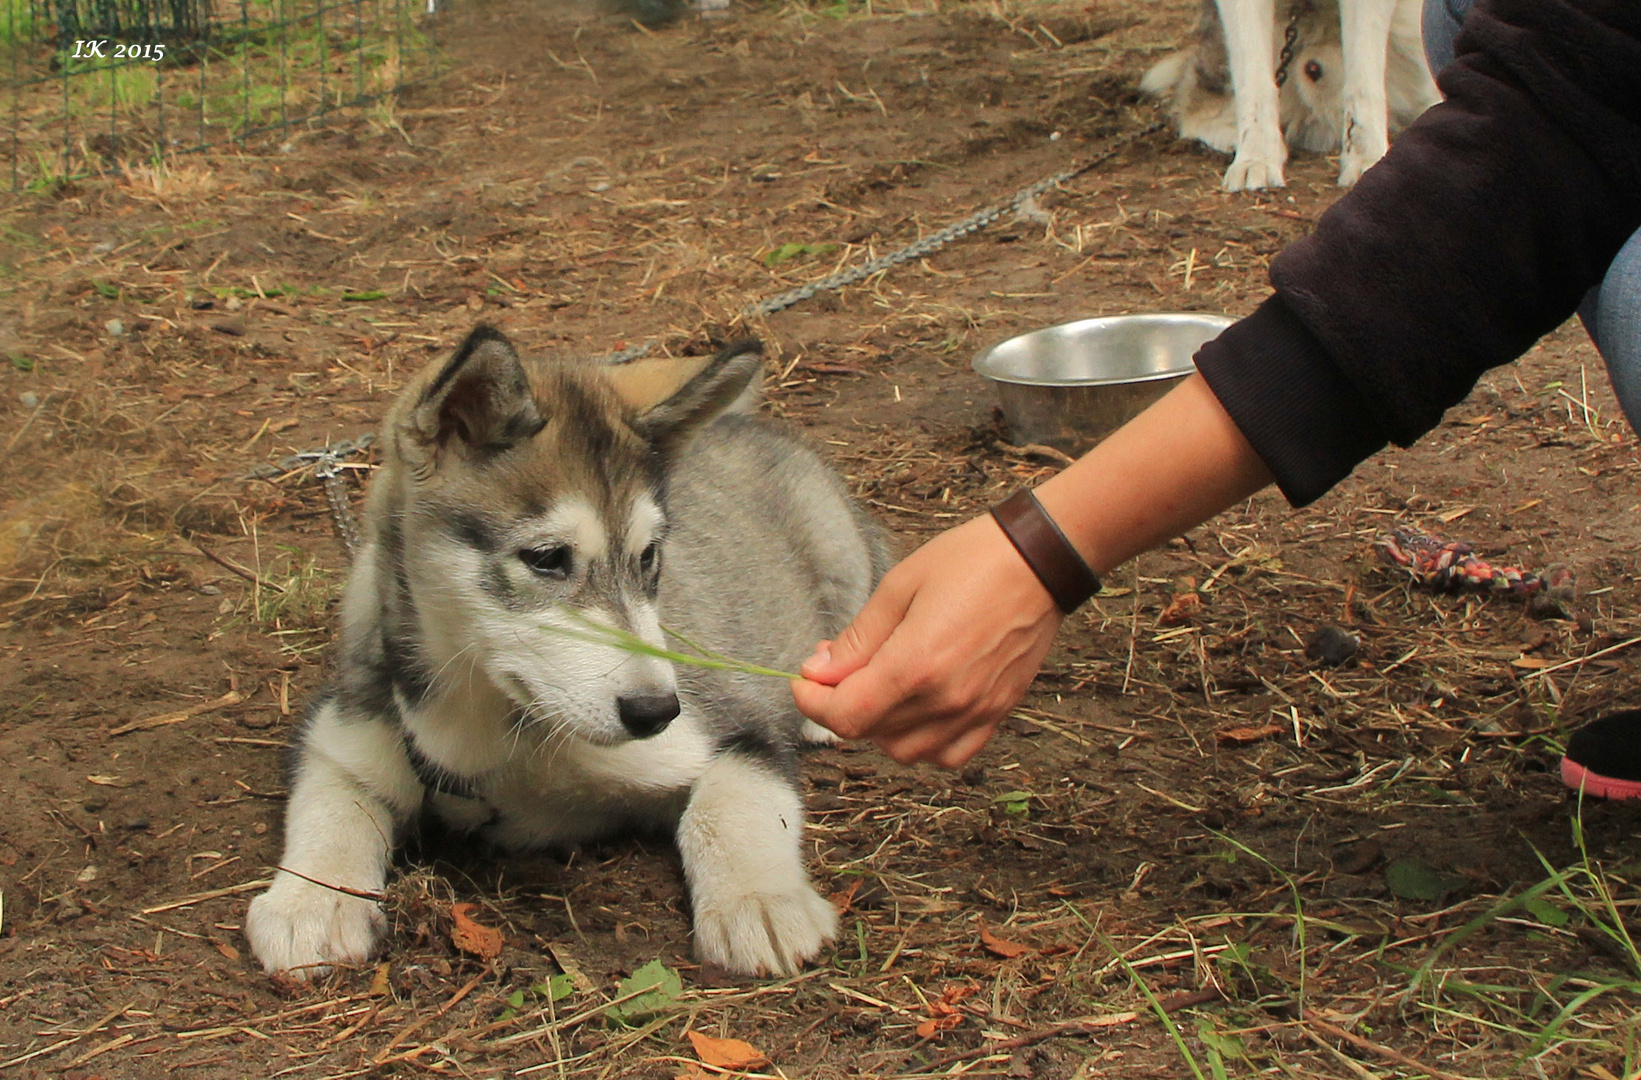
top-left (520, 545), bottom-right (573, 580)
top-left (1304, 59), bottom-right (1324, 82)
top-left (639, 542), bottom-right (660, 575)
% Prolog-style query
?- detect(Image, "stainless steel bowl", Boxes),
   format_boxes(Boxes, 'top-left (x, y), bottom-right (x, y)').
top-left (972, 312), bottom-right (1235, 455)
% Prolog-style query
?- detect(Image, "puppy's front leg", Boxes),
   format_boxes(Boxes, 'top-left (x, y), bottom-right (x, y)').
top-left (677, 753), bottom-right (837, 977)
top-left (1216, 0), bottom-right (1286, 191)
top-left (246, 699), bottom-right (422, 978)
top-left (1337, 0), bottom-right (1397, 185)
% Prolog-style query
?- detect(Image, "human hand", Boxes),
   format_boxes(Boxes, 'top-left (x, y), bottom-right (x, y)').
top-left (790, 512), bottom-right (1063, 768)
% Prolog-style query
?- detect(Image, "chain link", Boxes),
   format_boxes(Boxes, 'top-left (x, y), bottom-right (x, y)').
top-left (243, 434), bottom-right (375, 557)
top-left (1273, 1), bottom-right (1310, 88)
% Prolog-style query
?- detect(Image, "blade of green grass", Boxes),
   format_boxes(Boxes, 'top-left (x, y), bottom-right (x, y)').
top-left (541, 609), bottom-right (801, 680)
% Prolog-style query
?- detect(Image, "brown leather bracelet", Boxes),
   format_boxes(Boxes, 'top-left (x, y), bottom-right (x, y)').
top-left (989, 488), bottom-right (1101, 614)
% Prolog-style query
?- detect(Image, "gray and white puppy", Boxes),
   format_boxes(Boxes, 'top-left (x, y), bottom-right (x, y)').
top-left (246, 326), bottom-right (888, 979)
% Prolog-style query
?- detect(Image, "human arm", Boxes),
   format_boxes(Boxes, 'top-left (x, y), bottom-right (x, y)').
top-left (792, 0), bottom-right (1641, 766)
top-left (790, 373), bottom-right (1272, 766)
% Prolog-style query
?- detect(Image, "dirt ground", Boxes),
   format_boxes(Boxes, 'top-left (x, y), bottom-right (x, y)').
top-left (1, 0), bottom-right (1638, 1077)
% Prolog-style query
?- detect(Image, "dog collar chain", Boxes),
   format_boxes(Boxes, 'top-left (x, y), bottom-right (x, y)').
top-left (990, 489), bottom-right (1101, 614)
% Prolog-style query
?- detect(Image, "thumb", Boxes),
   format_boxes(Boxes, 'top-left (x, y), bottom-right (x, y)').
top-left (799, 570), bottom-right (914, 685)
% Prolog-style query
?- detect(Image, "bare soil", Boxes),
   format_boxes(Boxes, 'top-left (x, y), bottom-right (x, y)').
top-left (0, 0), bottom-right (1637, 1077)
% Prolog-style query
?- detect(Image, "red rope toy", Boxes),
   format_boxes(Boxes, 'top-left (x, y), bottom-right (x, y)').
top-left (1380, 528), bottom-right (1575, 601)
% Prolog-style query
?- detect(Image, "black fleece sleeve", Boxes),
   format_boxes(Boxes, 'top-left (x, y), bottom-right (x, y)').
top-left (1195, 0), bottom-right (1641, 507)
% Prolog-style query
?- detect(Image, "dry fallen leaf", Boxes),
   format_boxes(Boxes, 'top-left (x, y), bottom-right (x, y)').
top-left (214, 939), bottom-right (240, 961)
top-left (829, 878), bottom-right (863, 914)
top-left (915, 1014), bottom-right (963, 1039)
top-left (1157, 591), bottom-right (1203, 626)
top-left (980, 924), bottom-right (1032, 959)
top-left (1214, 723), bottom-right (1285, 746)
top-left (449, 902), bottom-right (503, 960)
top-left (686, 1029), bottom-right (769, 1070)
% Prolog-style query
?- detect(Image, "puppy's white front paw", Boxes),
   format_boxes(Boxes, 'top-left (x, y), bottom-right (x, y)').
top-left (1336, 147), bottom-right (1382, 187)
top-left (798, 719), bottom-right (840, 746)
top-left (1222, 153), bottom-right (1285, 191)
top-left (694, 882), bottom-right (838, 976)
top-left (246, 874), bottom-right (386, 979)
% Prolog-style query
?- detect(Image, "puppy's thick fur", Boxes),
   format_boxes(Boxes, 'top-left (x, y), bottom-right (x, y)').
top-left (246, 327), bottom-right (889, 978)
top-left (1142, 0), bottom-right (1439, 191)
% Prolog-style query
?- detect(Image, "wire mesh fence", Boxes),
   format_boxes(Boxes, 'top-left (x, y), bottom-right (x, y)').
top-left (2, 0), bottom-right (442, 191)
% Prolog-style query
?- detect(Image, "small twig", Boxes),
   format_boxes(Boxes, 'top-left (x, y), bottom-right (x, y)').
top-left (1306, 1016), bottom-right (1474, 1080)
top-left (3, 395), bottom-right (49, 454)
top-left (270, 865), bottom-right (387, 902)
top-left (191, 542), bottom-right (286, 594)
top-left (1524, 633), bottom-right (1641, 680)
top-left (913, 989), bottom-right (1219, 1072)
top-left (109, 690), bottom-right (245, 736)
top-left (137, 878), bottom-right (273, 915)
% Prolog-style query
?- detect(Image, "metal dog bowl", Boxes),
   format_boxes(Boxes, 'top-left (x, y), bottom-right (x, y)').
top-left (972, 312), bottom-right (1235, 455)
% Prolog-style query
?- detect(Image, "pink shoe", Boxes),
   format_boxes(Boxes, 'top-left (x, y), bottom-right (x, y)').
top-left (1560, 711), bottom-right (1641, 801)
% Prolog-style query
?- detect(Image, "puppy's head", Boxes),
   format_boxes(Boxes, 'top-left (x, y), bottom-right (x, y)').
top-left (392, 327), bottom-right (762, 745)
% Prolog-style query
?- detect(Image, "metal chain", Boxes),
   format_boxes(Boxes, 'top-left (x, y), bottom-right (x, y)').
top-left (593, 118), bottom-right (1166, 363)
top-left (243, 434), bottom-right (375, 557)
top-left (1273, 1), bottom-right (1310, 88)
top-left (272, 120), bottom-right (1166, 551)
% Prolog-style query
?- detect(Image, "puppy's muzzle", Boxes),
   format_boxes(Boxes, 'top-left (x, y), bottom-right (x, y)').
top-left (617, 692), bottom-right (681, 738)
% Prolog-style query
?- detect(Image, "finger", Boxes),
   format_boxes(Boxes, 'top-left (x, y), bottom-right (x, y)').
top-left (799, 566), bottom-right (915, 685)
top-left (790, 660), bottom-right (903, 741)
top-left (872, 710), bottom-right (991, 767)
top-left (929, 722), bottom-right (1000, 770)
top-left (797, 640), bottom-right (834, 683)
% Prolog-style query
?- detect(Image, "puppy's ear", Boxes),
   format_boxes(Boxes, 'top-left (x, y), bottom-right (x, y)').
top-left (407, 326), bottom-right (542, 460)
top-left (634, 340), bottom-right (763, 454)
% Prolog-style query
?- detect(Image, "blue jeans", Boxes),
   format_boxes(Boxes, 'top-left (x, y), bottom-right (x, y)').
top-left (1424, 0), bottom-right (1641, 432)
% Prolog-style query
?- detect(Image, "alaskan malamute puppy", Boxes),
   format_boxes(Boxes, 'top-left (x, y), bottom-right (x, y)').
top-left (246, 326), bottom-right (888, 978)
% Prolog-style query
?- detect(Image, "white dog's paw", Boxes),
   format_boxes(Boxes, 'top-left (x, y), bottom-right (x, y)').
top-left (798, 719), bottom-right (840, 746)
top-left (694, 882), bottom-right (838, 976)
top-left (246, 875), bottom-right (386, 979)
top-left (1336, 146), bottom-right (1383, 187)
top-left (1222, 153), bottom-right (1286, 191)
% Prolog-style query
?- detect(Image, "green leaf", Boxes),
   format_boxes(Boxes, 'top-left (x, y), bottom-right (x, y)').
top-left (607, 958), bottom-right (681, 1025)
top-left (534, 972), bottom-right (576, 1003)
top-left (92, 280), bottom-right (120, 299)
top-left (7, 355), bottom-right (32, 372)
top-left (342, 290), bottom-right (387, 302)
top-left (1524, 896), bottom-right (1571, 928)
top-left (762, 242), bottom-right (839, 268)
top-left (992, 790), bottom-right (1032, 816)
top-left (496, 973), bottom-right (575, 1024)
top-left (1196, 1020), bottom-right (1245, 1061)
top-left (1385, 856), bottom-right (1467, 902)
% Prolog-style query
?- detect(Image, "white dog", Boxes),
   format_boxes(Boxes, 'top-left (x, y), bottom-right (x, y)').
top-left (1144, 0), bottom-right (1440, 191)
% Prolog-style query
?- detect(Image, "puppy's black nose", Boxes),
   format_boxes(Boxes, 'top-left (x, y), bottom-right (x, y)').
top-left (618, 693), bottom-right (680, 738)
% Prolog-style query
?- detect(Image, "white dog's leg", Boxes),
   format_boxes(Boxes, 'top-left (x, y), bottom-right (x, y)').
top-left (678, 754), bottom-right (837, 976)
top-left (1337, 0), bottom-right (1398, 185)
top-left (245, 700), bottom-right (422, 978)
top-left (1216, 0), bottom-right (1286, 191)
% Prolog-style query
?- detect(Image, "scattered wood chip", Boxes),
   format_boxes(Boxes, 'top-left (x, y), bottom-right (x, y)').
top-left (830, 878), bottom-right (863, 914)
top-left (1156, 591), bottom-right (1202, 626)
top-left (980, 924), bottom-right (1032, 959)
top-left (1214, 723), bottom-right (1285, 746)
